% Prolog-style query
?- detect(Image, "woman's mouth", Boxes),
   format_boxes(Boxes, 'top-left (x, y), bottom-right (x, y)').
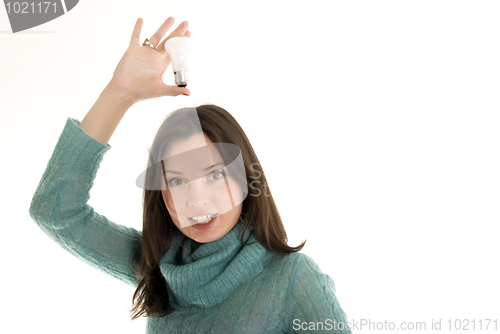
top-left (189, 214), bottom-right (218, 230)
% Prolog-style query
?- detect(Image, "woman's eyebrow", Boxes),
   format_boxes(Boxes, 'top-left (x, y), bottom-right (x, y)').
top-left (165, 162), bottom-right (225, 175)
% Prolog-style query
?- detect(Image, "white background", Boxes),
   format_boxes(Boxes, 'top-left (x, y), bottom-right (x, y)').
top-left (1, 1), bottom-right (499, 333)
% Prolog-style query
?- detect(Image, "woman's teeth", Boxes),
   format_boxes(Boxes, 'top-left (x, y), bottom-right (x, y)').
top-left (190, 214), bottom-right (217, 224)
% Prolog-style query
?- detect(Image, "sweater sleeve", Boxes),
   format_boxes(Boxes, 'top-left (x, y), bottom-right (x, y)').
top-left (287, 253), bottom-right (352, 334)
top-left (28, 117), bottom-right (142, 288)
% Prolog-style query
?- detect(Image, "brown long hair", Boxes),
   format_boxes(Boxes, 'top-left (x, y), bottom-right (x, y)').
top-left (129, 104), bottom-right (306, 319)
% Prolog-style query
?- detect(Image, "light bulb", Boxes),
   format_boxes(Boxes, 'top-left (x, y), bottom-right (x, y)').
top-left (164, 36), bottom-right (192, 87)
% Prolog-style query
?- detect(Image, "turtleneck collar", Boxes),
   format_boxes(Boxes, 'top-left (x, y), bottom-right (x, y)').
top-left (159, 221), bottom-right (273, 308)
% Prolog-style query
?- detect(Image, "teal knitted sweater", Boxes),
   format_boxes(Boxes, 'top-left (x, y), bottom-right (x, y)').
top-left (29, 117), bottom-right (351, 333)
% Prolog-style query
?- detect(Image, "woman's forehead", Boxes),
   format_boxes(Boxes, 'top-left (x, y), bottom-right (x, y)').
top-left (163, 133), bottom-right (214, 160)
top-left (162, 138), bottom-right (225, 174)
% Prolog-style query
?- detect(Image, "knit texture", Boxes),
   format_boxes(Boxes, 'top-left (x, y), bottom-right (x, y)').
top-left (161, 221), bottom-right (273, 309)
top-left (29, 117), bottom-right (352, 333)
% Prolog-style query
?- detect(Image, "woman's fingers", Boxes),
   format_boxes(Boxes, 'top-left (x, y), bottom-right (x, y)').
top-left (149, 17), bottom-right (176, 48)
top-left (156, 21), bottom-right (189, 55)
top-left (129, 18), bottom-right (144, 47)
top-left (129, 17), bottom-right (182, 49)
top-left (166, 21), bottom-right (189, 41)
top-left (183, 30), bottom-right (191, 38)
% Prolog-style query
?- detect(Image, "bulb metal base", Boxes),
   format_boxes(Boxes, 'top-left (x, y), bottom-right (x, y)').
top-left (174, 71), bottom-right (189, 87)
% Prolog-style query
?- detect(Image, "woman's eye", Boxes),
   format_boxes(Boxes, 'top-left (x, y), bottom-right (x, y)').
top-left (210, 170), bottom-right (225, 181)
top-left (168, 178), bottom-right (185, 187)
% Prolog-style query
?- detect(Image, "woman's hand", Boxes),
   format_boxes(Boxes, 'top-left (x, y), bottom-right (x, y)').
top-left (108, 17), bottom-right (191, 105)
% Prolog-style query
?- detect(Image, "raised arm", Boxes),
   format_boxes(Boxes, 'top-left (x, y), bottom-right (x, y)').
top-left (29, 17), bottom-right (192, 287)
top-left (29, 115), bottom-right (142, 287)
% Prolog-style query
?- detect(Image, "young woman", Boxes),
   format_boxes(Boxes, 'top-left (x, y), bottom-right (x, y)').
top-left (29, 17), bottom-right (351, 333)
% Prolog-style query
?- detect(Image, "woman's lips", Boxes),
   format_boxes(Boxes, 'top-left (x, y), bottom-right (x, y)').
top-left (191, 216), bottom-right (218, 230)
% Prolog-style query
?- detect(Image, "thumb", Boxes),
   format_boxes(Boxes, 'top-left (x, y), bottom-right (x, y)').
top-left (160, 85), bottom-right (191, 97)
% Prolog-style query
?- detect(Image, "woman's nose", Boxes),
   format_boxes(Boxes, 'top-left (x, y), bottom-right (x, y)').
top-left (186, 179), bottom-right (210, 207)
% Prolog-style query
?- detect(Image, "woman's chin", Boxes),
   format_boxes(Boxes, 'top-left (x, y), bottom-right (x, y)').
top-left (189, 226), bottom-right (229, 244)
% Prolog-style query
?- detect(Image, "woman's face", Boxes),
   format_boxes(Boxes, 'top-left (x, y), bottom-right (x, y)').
top-left (161, 133), bottom-right (243, 243)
